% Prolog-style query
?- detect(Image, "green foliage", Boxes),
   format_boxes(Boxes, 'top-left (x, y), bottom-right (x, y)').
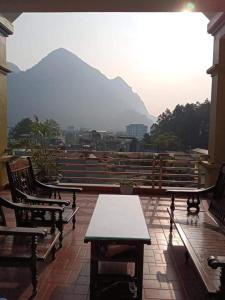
top-left (119, 179), bottom-right (135, 186)
top-left (10, 116), bottom-right (61, 180)
top-left (149, 100), bottom-right (210, 151)
top-left (10, 118), bottom-right (33, 139)
top-left (32, 116), bottom-right (60, 141)
top-left (31, 116), bottom-right (61, 180)
top-left (151, 133), bottom-right (181, 152)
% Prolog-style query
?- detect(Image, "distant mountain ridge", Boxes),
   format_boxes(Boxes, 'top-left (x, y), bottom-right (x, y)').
top-left (8, 48), bottom-right (154, 131)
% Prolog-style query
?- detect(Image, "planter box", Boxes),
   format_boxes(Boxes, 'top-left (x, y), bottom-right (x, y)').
top-left (120, 185), bottom-right (133, 195)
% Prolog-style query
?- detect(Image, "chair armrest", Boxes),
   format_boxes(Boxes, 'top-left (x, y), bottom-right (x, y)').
top-left (22, 193), bottom-right (70, 206)
top-left (16, 202), bottom-right (64, 213)
top-left (166, 185), bottom-right (215, 196)
top-left (0, 226), bottom-right (47, 237)
top-left (208, 256), bottom-right (225, 269)
top-left (0, 195), bottom-right (63, 213)
top-left (34, 179), bottom-right (82, 193)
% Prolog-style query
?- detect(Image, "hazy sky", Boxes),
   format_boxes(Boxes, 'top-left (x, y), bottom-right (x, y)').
top-left (7, 13), bottom-right (213, 117)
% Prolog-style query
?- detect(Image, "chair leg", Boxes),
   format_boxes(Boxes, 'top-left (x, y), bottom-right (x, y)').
top-left (170, 217), bottom-right (173, 232)
top-left (218, 267), bottom-right (225, 299)
top-left (170, 194), bottom-right (175, 232)
top-left (72, 191), bottom-right (76, 229)
top-left (59, 227), bottom-right (63, 248)
top-left (72, 191), bottom-right (76, 209)
top-left (52, 244), bottom-right (56, 260)
top-left (31, 265), bottom-right (38, 296)
top-left (31, 237), bottom-right (38, 295)
top-left (58, 211), bottom-right (63, 248)
top-left (185, 250), bottom-right (189, 264)
top-left (72, 215), bottom-right (76, 229)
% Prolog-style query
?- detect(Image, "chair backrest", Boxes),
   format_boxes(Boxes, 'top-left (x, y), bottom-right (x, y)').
top-left (209, 163), bottom-right (225, 226)
top-left (6, 156), bottom-right (36, 203)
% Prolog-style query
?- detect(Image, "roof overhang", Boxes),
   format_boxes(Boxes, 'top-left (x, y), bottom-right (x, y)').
top-left (1, 13), bottom-right (21, 22)
top-left (0, 0), bottom-right (224, 13)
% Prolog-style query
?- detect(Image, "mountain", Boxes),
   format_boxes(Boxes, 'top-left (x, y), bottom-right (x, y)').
top-left (8, 48), bottom-right (154, 131)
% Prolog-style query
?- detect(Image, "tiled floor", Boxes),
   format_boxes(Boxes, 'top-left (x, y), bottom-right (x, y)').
top-left (0, 191), bottom-right (206, 300)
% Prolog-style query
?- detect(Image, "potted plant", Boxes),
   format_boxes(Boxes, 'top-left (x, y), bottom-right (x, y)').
top-left (31, 116), bottom-right (60, 183)
top-left (119, 179), bottom-right (135, 195)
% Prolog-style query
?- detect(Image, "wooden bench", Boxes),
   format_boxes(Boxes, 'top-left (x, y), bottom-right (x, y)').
top-left (167, 163), bottom-right (225, 299)
top-left (6, 156), bottom-right (82, 241)
top-left (0, 195), bottom-right (61, 296)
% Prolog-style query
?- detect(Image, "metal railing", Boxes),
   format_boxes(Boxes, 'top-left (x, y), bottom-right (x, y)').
top-left (55, 150), bottom-right (208, 189)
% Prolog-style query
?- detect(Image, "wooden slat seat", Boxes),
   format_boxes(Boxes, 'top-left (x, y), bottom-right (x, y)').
top-left (169, 210), bottom-right (223, 293)
top-left (167, 163), bottom-right (225, 298)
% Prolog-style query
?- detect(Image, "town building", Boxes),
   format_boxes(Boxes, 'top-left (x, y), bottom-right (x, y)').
top-left (126, 124), bottom-right (148, 140)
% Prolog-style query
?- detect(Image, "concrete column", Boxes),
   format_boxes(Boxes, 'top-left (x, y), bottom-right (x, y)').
top-left (0, 16), bottom-right (13, 188)
top-left (208, 40), bottom-right (225, 162)
top-left (202, 13), bottom-right (225, 185)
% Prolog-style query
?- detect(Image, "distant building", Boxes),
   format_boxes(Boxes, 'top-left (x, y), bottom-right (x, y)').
top-left (126, 124), bottom-right (148, 140)
top-left (67, 126), bottom-right (75, 132)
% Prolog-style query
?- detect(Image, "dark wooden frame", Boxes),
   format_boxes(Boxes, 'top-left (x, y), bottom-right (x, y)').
top-left (86, 239), bottom-right (145, 300)
top-left (167, 163), bottom-right (225, 299)
top-left (0, 196), bottom-right (61, 296)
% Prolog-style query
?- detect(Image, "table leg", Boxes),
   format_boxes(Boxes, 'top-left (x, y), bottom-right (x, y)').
top-left (170, 193), bottom-right (175, 211)
top-left (90, 242), bottom-right (98, 300)
top-left (170, 194), bottom-right (175, 232)
top-left (135, 243), bottom-right (144, 300)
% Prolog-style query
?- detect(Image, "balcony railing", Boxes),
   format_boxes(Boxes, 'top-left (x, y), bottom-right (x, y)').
top-left (55, 150), bottom-right (208, 189)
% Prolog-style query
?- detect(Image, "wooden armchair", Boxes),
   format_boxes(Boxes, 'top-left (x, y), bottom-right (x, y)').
top-left (6, 156), bottom-right (82, 237)
top-left (0, 196), bottom-right (61, 296)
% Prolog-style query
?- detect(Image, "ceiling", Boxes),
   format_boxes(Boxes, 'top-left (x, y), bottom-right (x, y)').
top-left (0, 0), bottom-right (223, 13)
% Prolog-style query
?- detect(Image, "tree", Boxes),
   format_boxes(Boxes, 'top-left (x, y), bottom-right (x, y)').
top-left (151, 133), bottom-right (181, 152)
top-left (150, 100), bottom-right (210, 151)
top-left (32, 116), bottom-right (60, 142)
top-left (10, 118), bottom-right (33, 139)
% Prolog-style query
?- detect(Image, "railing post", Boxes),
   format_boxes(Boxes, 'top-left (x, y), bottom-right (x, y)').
top-left (197, 162), bottom-right (201, 188)
top-left (152, 155), bottom-right (155, 189)
top-left (159, 155), bottom-right (163, 190)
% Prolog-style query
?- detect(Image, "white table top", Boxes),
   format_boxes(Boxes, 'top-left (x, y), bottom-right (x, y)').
top-left (84, 194), bottom-right (151, 244)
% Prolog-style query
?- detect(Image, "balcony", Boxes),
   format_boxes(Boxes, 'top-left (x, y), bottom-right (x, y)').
top-left (0, 189), bottom-right (207, 300)
top-left (51, 150), bottom-right (208, 191)
top-left (8, 148), bottom-right (208, 193)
